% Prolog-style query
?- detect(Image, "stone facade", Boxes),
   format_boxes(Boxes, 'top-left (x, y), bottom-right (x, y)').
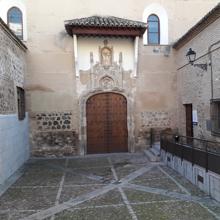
top-left (0, 18), bottom-right (29, 185)
top-left (176, 16), bottom-right (220, 142)
top-left (0, 0), bottom-right (219, 156)
top-left (23, 0), bottom-right (219, 156)
top-left (0, 19), bottom-right (26, 114)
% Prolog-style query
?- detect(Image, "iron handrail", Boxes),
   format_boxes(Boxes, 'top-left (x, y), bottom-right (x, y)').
top-left (161, 133), bottom-right (220, 155)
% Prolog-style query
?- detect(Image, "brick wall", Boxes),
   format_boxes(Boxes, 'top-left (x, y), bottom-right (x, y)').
top-left (176, 17), bottom-right (220, 142)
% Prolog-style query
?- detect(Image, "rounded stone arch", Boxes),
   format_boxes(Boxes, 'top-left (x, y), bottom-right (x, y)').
top-left (0, 0), bottom-right (27, 41)
top-left (143, 3), bottom-right (168, 45)
top-left (79, 89), bottom-right (135, 155)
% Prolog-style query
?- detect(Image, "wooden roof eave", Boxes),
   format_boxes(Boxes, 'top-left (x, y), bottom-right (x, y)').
top-left (65, 25), bottom-right (147, 37)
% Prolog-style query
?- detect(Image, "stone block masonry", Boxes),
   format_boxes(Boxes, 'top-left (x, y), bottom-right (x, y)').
top-left (141, 111), bottom-right (171, 128)
top-left (31, 111), bottom-right (78, 157)
top-left (34, 112), bottom-right (73, 131)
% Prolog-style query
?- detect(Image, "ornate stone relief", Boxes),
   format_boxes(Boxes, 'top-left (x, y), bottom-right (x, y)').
top-left (89, 40), bottom-right (124, 91)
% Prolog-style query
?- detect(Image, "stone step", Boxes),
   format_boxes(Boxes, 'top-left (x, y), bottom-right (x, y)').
top-left (152, 142), bottom-right (160, 151)
top-left (144, 149), bottom-right (160, 162)
top-left (150, 147), bottom-right (160, 157)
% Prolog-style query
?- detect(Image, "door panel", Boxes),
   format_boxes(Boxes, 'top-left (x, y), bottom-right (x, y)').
top-left (86, 93), bottom-right (128, 154)
top-left (185, 104), bottom-right (193, 137)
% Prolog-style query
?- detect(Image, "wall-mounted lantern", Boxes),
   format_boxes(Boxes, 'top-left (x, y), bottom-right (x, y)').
top-left (186, 48), bottom-right (208, 71)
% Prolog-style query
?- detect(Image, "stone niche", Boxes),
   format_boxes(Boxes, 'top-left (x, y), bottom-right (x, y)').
top-left (89, 39), bottom-right (124, 91)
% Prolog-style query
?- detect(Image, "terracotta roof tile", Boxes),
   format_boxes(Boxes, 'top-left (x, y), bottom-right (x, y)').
top-left (65, 15), bottom-right (147, 29)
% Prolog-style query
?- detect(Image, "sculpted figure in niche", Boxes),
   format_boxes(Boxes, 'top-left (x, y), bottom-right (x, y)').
top-left (101, 47), bottom-right (112, 67)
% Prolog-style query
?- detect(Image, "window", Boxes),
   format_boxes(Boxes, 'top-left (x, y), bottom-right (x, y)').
top-left (143, 3), bottom-right (168, 45)
top-left (211, 100), bottom-right (220, 134)
top-left (17, 87), bottom-right (25, 120)
top-left (147, 14), bottom-right (160, 44)
top-left (7, 7), bottom-right (23, 40)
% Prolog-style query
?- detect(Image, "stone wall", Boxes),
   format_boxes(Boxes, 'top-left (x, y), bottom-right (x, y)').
top-left (0, 18), bottom-right (29, 185)
top-left (30, 111), bottom-right (78, 157)
top-left (176, 17), bottom-right (220, 142)
top-left (0, 20), bottom-right (26, 114)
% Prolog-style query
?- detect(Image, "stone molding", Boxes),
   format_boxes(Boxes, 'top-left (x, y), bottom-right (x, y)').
top-left (79, 89), bottom-right (135, 155)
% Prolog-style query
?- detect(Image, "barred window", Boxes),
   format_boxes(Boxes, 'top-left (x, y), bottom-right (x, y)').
top-left (211, 100), bottom-right (220, 134)
top-left (17, 87), bottom-right (25, 120)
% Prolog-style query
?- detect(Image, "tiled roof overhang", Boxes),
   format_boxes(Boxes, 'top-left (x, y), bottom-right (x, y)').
top-left (65, 16), bottom-right (147, 37)
top-left (173, 3), bottom-right (220, 50)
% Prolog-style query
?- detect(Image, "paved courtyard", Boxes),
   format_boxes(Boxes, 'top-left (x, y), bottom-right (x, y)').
top-left (0, 153), bottom-right (220, 220)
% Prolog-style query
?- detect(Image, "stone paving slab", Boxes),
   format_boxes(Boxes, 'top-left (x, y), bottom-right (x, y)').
top-left (59, 185), bottom-right (104, 203)
top-left (0, 187), bottom-right (57, 210)
top-left (124, 188), bottom-right (175, 203)
top-left (79, 189), bottom-right (124, 207)
top-left (0, 153), bottom-right (219, 220)
top-left (54, 206), bottom-right (132, 220)
top-left (132, 201), bottom-right (217, 220)
top-left (14, 169), bottom-right (63, 187)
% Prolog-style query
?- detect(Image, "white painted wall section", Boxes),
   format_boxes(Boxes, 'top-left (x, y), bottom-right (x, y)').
top-left (0, 113), bottom-right (29, 185)
top-left (143, 3), bottom-right (168, 45)
top-left (77, 37), bottom-right (135, 72)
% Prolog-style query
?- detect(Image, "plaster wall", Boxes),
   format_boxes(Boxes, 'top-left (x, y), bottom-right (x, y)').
top-left (78, 37), bottom-right (134, 72)
top-left (0, 114), bottom-right (29, 185)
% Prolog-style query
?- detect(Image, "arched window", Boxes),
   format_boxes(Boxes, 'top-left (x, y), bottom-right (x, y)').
top-left (147, 14), bottom-right (160, 44)
top-left (7, 7), bottom-right (23, 40)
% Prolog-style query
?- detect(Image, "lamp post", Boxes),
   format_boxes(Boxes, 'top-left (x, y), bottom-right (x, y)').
top-left (186, 48), bottom-right (208, 71)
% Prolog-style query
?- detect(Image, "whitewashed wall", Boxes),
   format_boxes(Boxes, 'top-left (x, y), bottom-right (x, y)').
top-left (77, 37), bottom-right (135, 72)
top-left (0, 114), bottom-right (29, 185)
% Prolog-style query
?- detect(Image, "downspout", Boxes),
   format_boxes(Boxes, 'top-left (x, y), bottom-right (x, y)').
top-left (208, 40), bottom-right (220, 100)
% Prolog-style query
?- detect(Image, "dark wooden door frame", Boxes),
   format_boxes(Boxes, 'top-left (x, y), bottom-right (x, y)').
top-left (86, 92), bottom-right (128, 154)
top-left (185, 104), bottom-right (194, 137)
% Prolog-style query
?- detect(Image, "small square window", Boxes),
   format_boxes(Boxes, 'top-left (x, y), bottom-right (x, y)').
top-left (17, 87), bottom-right (25, 120)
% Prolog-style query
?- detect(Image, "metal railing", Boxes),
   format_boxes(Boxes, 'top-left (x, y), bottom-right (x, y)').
top-left (161, 133), bottom-right (220, 175)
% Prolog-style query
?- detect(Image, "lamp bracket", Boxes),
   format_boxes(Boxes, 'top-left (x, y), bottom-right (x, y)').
top-left (193, 63), bottom-right (207, 71)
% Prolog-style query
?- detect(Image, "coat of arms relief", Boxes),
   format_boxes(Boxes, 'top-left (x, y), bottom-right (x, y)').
top-left (89, 40), bottom-right (124, 90)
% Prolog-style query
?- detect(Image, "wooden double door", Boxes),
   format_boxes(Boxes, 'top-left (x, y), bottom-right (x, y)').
top-left (86, 93), bottom-right (128, 154)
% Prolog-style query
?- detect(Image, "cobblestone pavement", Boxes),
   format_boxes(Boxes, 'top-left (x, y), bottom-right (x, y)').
top-left (0, 153), bottom-right (220, 220)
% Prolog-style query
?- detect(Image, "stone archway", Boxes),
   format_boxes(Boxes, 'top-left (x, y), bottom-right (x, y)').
top-left (86, 92), bottom-right (128, 154)
top-left (79, 89), bottom-right (135, 155)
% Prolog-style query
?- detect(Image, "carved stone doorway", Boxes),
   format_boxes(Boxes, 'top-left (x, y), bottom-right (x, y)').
top-left (86, 92), bottom-right (128, 154)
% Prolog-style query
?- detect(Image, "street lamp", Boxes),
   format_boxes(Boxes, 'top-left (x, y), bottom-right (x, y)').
top-left (186, 48), bottom-right (208, 71)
